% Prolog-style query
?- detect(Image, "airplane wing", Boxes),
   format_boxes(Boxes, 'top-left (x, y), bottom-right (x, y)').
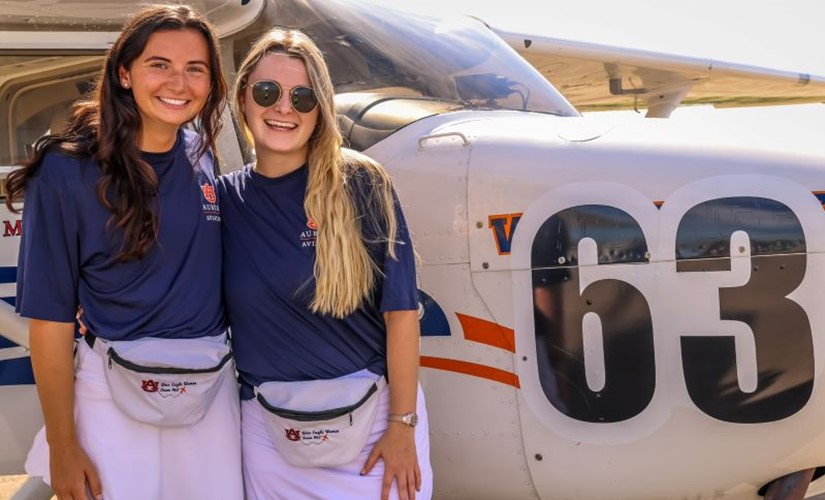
top-left (493, 27), bottom-right (825, 117)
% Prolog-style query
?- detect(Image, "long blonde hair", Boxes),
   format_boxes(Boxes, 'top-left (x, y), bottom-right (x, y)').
top-left (233, 28), bottom-right (399, 318)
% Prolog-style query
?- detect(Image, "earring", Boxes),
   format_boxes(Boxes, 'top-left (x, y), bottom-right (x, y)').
top-left (122, 80), bottom-right (130, 89)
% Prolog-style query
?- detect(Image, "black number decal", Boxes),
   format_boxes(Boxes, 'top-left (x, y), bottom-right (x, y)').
top-left (676, 197), bottom-right (812, 423)
top-left (532, 205), bottom-right (655, 422)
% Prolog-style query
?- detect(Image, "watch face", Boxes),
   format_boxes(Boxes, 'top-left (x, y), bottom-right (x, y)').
top-left (389, 412), bottom-right (419, 426)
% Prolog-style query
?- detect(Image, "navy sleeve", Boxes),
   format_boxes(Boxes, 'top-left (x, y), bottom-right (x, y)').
top-left (16, 156), bottom-right (81, 322)
top-left (378, 189), bottom-right (418, 312)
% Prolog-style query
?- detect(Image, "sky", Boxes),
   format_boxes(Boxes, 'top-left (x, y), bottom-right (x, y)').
top-left (381, 0), bottom-right (824, 142)
top-left (403, 0), bottom-right (823, 72)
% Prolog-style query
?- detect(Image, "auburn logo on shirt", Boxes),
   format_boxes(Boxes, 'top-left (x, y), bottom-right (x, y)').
top-left (300, 217), bottom-right (318, 248)
top-left (200, 182), bottom-right (221, 222)
top-left (201, 183), bottom-right (217, 204)
top-left (285, 428), bottom-right (301, 442)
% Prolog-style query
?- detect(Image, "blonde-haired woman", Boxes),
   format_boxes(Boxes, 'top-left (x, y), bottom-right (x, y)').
top-left (217, 28), bottom-right (432, 499)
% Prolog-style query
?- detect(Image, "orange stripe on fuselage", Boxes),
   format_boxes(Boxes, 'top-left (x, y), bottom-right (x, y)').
top-left (420, 356), bottom-right (520, 388)
top-left (456, 313), bottom-right (516, 352)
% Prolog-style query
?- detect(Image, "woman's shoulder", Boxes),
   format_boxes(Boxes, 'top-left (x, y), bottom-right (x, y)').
top-left (181, 128), bottom-right (206, 155)
top-left (33, 146), bottom-right (94, 187)
top-left (341, 148), bottom-right (382, 171)
top-left (179, 129), bottom-right (215, 173)
top-left (341, 149), bottom-right (391, 194)
top-left (216, 164), bottom-right (253, 194)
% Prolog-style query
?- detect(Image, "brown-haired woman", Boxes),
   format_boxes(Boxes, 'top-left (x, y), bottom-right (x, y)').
top-left (218, 27), bottom-right (433, 500)
top-left (7, 5), bottom-right (241, 499)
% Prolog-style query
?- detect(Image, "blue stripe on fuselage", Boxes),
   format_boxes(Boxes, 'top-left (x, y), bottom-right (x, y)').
top-left (0, 266), bottom-right (33, 385)
top-left (0, 357), bottom-right (34, 385)
top-left (0, 266), bottom-right (16, 284)
top-left (418, 290), bottom-right (451, 337)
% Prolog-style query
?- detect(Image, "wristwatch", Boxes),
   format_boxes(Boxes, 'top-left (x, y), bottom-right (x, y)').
top-left (387, 412), bottom-right (418, 427)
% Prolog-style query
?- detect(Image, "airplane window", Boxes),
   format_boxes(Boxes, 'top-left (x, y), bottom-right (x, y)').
top-left (0, 54), bottom-right (100, 167)
top-left (229, 0), bottom-right (577, 151)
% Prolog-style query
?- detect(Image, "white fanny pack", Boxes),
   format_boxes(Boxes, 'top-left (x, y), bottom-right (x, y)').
top-left (255, 369), bottom-right (386, 468)
top-left (86, 333), bottom-right (234, 427)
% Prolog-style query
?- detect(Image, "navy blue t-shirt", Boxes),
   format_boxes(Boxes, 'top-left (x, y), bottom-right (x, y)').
top-left (218, 164), bottom-right (417, 399)
top-left (16, 129), bottom-right (226, 340)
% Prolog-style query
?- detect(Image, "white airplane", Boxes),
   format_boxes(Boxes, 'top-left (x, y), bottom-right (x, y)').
top-left (2, 0), bottom-right (825, 498)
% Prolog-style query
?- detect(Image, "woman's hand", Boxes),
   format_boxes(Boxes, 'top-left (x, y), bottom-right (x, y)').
top-left (49, 440), bottom-right (102, 500)
top-left (365, 309), bottom-right (423, 499)
top-left (361, 422), bottom-right (420, 500)
top-left (76, 307), bottom-right (87, 335)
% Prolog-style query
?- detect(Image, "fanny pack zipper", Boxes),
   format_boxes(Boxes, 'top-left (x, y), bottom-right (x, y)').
top-left (257, 382), bottom-right (378, 422)
top-left (107, 348), bottom-right (232, 375)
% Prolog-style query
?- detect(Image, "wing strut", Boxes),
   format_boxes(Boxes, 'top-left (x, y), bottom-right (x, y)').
top-left (606, 63), bottom-right (695, 118)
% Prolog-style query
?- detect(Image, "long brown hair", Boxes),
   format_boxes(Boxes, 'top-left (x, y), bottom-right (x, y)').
top-left (233, 28), bottom-right (399, 318)
top-left (5, 4), bottom-right (227, 261)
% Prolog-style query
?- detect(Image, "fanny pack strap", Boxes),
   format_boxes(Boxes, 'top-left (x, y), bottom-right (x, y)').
top-left (84, 333), bottom-right (110, 360)
top-left (84, 333), bottom-right (97, 349)
top-left (84, 332), bottom-right (229, 351)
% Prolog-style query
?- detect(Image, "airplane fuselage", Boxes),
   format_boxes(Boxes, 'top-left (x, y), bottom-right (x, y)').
top-left (2, 0), bottom-right (825, 498)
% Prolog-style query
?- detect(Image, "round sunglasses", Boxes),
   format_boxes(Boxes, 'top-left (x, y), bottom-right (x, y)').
top-left (249, 80), bottom-right (318, 113)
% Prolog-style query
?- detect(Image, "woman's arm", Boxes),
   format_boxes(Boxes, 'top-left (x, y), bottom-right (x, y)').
top-left (362, 309), bottom-right (421, 500)
top-left (385, 309), bottom-right (419, 426)
top-left (30, 319), bottom-right (101, 500)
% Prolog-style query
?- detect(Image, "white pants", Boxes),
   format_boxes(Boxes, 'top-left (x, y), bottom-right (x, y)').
top-left (242, 384), bottom-right (433, 500)
top-left (25, 337), bottom-right (243, 500)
